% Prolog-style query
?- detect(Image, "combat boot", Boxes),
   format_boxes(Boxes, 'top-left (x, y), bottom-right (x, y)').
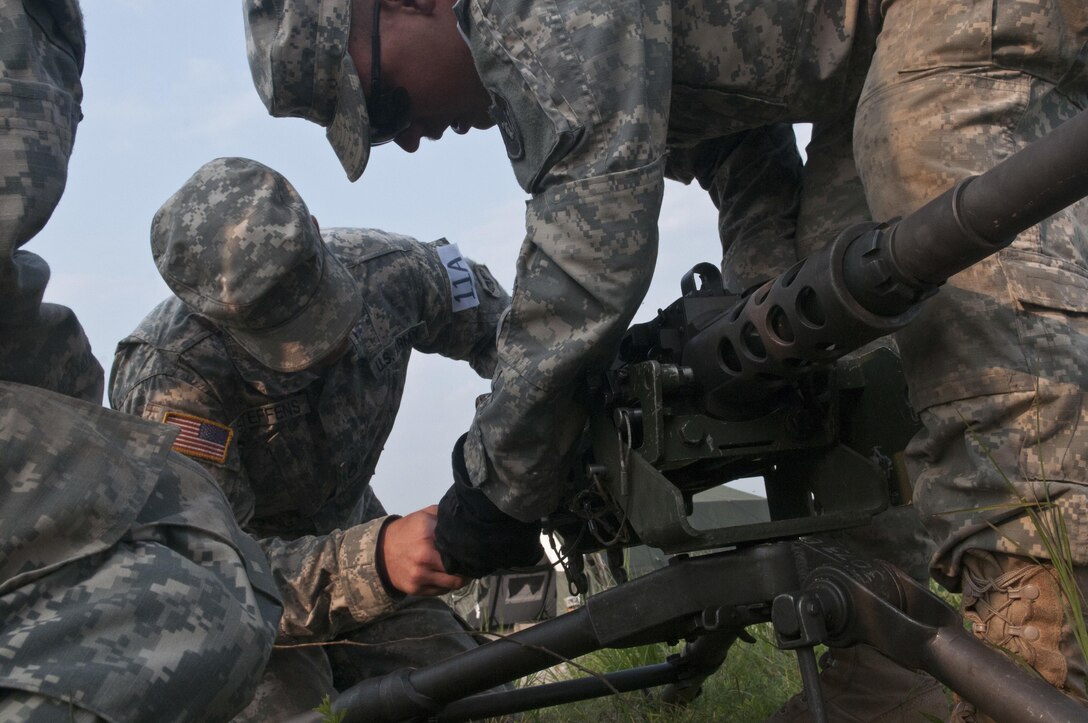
top-left (950, 551), bottom-right (1088, 722)
top-left (765, 643), bottom-right (950, 722)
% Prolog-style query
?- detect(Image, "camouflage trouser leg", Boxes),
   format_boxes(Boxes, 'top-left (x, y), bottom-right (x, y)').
top-left (325, 597), bottom-right (483, 688)
top-left (233, 647), bottom-right (336, 723)
top-left (236, 597), bottom-right (485, 722)
top-left (854, 0), bottom-right (1088, 588)
top-left (855, 0), bottom-right (1088, 709)
top-left (0, 454), bottom-right (280, 722)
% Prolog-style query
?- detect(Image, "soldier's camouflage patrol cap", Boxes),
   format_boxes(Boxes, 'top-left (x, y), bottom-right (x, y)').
top-left (151, 157), bottom-right (362, 373)
top-left (244, 0), bottom-right (370, 181)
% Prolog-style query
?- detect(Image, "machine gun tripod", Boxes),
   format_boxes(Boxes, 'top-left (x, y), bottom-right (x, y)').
top-left (294, 109), bottom-right (1088, 722)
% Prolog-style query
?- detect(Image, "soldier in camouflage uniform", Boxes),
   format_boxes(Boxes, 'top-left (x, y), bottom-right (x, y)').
top-left (0, 2), bottom-right (281, 720)
top-left (243, 0), bottom-right (1088, 713)
top-left (109, 156), bottom-right (510, 721)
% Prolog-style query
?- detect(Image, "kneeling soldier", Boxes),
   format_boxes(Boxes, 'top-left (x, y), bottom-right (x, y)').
top-left (110, 157), bottom-right (509, 721)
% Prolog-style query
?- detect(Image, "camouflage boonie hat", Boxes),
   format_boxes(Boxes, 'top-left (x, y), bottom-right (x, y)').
top-left (151, 157), bottom-right (362, 373)
top-left (244, 0), bottom-right (370, 181)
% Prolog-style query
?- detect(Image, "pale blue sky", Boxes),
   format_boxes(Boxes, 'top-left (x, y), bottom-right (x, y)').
top-left (35, 1), bottom-right (810, 513)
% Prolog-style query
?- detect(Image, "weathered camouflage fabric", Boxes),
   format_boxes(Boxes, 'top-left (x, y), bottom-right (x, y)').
top-left (1, 2), bottom-right (281, 719)
top-left (246, 0), bottom-right (1088, 698)
top-left (152, 157), bottom-right (363, 374)
top-left (110, 228), bottom-right (507, 636)
top-left (0, 0), bottom-right (83, 259)
top-left (112, 226), bottom-right (505, 719)
top-left (853, 0), bottom-right (1088, 587)
top-left (0, 0), bottom-right (101, 400)
top-left (665, 126), bottom-right (805, 294)
top-left (0, 382), bottom-right (281, 722)
top-left (239, 598), bottom-right (481, 722)
top-left (445, 0), bottom-right (885, 521)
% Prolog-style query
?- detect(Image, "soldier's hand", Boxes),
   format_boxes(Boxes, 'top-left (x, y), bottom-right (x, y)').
top-left (433, 434), bottom-right (545, 579)
top-left (380, 506), bottom-right (468, 596)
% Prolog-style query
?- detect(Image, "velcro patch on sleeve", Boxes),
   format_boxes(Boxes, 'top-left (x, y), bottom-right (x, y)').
top-left (437, 242), bottom-right (481, 312)
top-left (162, 411), bottom-right (233, 464)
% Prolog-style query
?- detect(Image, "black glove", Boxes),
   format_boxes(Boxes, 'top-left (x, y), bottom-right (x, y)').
top-left (434, 434), bottom-right (544, 578)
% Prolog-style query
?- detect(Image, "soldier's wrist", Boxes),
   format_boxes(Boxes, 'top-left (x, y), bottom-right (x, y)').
top-left (375, 515), bottom-right (405, 597)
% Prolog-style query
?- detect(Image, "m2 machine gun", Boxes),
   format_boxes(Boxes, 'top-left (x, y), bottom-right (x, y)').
top-left (305, 111), bottom-right (1088, 722)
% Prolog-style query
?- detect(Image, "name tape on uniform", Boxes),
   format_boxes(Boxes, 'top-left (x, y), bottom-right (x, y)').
top-left (239, 395), bottom-right (310, 429)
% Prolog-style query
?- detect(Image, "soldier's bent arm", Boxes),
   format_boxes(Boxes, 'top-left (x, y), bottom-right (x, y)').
top-left (666, 126), bottom-right (805, 293)
top-left (323, 227), bottom-right (510, 378)
top-left (456, 0), bottom-right (671, 520)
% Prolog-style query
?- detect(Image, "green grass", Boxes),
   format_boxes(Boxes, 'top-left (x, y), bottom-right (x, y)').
top-left (509, 624), bottom-right (801, 723)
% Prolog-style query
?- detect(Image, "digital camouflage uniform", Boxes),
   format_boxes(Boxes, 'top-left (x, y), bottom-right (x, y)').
top-left (110, 203), bottom-right (510, 720)
top-left (0, 2), bottom-right (281, 721)
top-left (0, 384), bottom-right (282, 722)
top-left (854, 0), bottom-right (1088, 713)
top-left (450, 0), bottom-right (885, 526)
top-left (450, 0), bottom-right (1088, 710)
top-left (0, 0), bottom-right (100, 400)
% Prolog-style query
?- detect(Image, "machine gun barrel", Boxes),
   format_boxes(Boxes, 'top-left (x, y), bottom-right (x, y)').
top-left (683, 110), bottom-right (1088, 417)
top-left (895, 108), bottom-right (1088, 286)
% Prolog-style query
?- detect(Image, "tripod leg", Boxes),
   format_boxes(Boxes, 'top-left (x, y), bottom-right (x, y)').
top-left (794, 646), bottom-right (828, 723)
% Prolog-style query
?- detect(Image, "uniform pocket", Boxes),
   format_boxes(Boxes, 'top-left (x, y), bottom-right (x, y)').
top-left (1004, 250), bottom-right (1088, 315)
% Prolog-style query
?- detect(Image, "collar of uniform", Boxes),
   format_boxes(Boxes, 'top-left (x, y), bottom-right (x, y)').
top-left (452, 0), bottom-right (472, 43)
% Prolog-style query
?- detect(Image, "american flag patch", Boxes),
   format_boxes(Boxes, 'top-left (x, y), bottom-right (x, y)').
top-left (163, 411), bottom-right (233, 464)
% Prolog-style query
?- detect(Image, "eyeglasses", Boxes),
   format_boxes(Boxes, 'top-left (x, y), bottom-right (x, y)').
top-left (368, 0), bottom-right (410, 145)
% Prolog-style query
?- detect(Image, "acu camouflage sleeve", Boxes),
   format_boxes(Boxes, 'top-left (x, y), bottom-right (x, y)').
top-left (108, 358), bottom-right (397, 641)
top-left (666, 126), bottom-right (805, 293)
top-left (261, 517), bottom-right (396, 642)
top-left (413, 238), bottom-right (510, 378)
top-left (328, 228), bottom-right (510, 378)
top-left (460, 0), bottom-right (673, 521)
